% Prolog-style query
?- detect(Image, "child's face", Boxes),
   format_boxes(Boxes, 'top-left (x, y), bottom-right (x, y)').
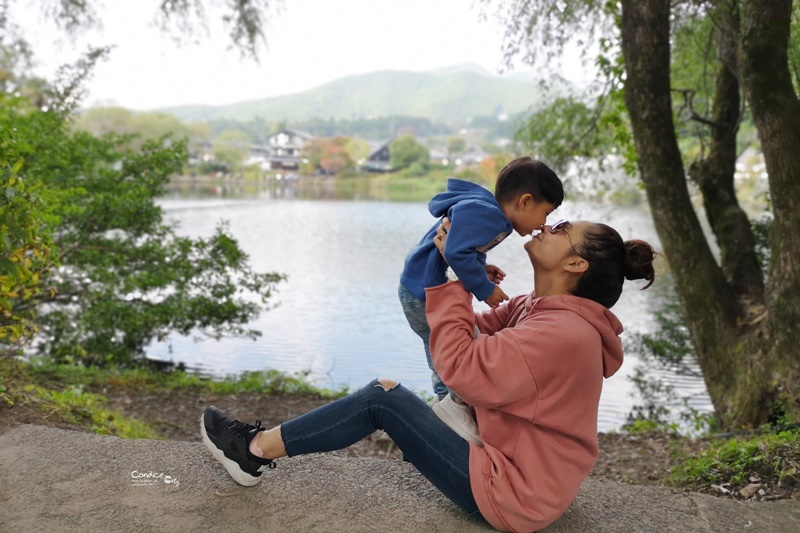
top-left (508, 197), bottom-right (556, 236)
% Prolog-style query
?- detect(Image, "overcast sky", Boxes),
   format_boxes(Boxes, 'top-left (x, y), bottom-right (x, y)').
top-left (11, 1), bottom-right (589, 111)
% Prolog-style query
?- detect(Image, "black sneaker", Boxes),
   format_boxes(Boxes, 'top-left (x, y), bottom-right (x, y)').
top-left (200, 406), bottom-right (276, 486)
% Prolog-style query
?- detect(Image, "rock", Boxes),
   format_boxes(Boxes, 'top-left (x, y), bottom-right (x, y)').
top-left (1, 425), bottom-right (798, 532)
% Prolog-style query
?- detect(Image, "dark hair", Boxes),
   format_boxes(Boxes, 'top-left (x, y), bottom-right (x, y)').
top-left (573, 223), bottom-right (656, 308)
top-left (494, 157), bottom-right (564, 207)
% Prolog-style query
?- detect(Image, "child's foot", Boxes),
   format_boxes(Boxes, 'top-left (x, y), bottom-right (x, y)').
top-left (201, 406), bottom-right (276, 486)
top-left (432, 394), bottom-right (483, 446)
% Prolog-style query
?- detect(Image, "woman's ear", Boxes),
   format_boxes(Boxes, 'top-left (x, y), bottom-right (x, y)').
top-left (564, 257), bottom-right (589, 274)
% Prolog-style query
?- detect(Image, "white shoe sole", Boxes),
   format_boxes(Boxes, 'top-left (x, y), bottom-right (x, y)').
top-left (200, 414), bottom-right (262, 487)
top-left (432, 399), bottom-right (483, 446)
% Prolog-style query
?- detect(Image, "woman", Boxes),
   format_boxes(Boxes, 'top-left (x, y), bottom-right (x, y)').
top-left (201, 219), bottom-right (656, 532)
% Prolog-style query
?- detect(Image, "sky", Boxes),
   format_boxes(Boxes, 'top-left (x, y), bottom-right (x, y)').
top-left (8, 0), bottom-right (578, 110)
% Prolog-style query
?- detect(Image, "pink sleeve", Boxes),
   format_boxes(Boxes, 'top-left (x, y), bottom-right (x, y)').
top-left (474, 295), bottom-right (525, 334)
top-left (425, 282), bottom-right (538, 410)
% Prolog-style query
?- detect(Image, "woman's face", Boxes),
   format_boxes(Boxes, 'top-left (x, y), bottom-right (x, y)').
top-left (525, 220), bottom-right (591, 270)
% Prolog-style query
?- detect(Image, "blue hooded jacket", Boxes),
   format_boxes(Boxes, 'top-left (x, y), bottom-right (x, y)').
top-left (400, 179), bottom-right (512, 302)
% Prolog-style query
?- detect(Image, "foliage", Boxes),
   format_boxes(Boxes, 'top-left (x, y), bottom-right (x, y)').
top-left (514, 96), bottom-right (619, 173)
top-left (0, 132), bottom-right (55, 352)
top-left (669, 429), bottom-right (800, 497)
top-left (72, 107), bottom-right (211, 151)
top-left (11, 0), bottom-right (280, 59)
top-left (389, 135), bottom-right (430, 170)
top-left (212, 129), bottom-right (251, 172)
top-left (2, 358), bottom-right (156, 438)
top-left (623, 417), bottom-right (680, 435)
top-left (0, 58), bottom-right (285, 367)
top-left (14, 358), bottom-right (348, 399)
top-left (24, 383), bottom-right (159, 438)
top-left (487, 0), bottom-right (640, 185)
top-left (301, 136), bottom-right (364, 175)
top-left (446, 136), bottom-right (466, 155)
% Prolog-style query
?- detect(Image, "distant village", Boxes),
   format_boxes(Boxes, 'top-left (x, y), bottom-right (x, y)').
top-left (188, 127), bottom-right (503, 179)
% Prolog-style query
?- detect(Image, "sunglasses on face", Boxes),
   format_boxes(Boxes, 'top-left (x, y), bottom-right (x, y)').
top-left (548, 220), bottom-right (583, 258)
top-left (549, 220), bottom-right (571, 234)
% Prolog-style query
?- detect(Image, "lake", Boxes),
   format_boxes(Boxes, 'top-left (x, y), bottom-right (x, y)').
top-left (151, 178), bottom-right (712, 432)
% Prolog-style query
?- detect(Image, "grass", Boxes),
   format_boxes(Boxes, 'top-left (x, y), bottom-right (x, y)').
top-left (21, 383), bottom-right (159, 439)
top-left (668, 428), bottom-right (800, 496)
top-left (1, 358), bottom-right (348, 440)
top-left (14, 359), bottom-right (348, 397)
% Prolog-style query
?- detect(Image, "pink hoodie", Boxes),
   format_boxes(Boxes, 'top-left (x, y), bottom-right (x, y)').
top-left (426, 282), bottom-right (624, 533)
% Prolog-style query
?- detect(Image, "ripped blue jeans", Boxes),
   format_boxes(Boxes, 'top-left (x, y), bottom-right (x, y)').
top-left (281, 378), bottom-right (481, 517)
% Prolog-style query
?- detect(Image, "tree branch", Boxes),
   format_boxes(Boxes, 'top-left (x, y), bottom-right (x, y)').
top-left (672, 88), bottom-right (726, 128)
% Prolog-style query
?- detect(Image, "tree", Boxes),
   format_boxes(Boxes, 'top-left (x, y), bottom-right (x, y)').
top-left (11, 0), bottom-right (280, 59)
top-left (389, 135), bottom-right (430, 170)
top-left (0, 120), bottom-right (55, 353)
top-left (72, 107), bottom-right (211, 154)
top-left (301, 136), bottom-right (362, 175)
top-left (0, 26), bottom-right (284, 366)
top-left (213, 130), bottom-right (251, 172)
top-left (489, 0), bottom-right (800, 428)
top-left (447, 137), bottom-right (466, 157)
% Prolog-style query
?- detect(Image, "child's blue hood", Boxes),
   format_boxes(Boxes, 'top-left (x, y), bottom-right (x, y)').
top-left (428, 179), bottom-right (497, 217)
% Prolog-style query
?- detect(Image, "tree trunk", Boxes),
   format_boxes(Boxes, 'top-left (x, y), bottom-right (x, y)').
top-left (688, 3), bottom-right (765, 307)
top-left (738, 0), bottom-right (800, 422)
top-left (619, 0), bottom-right (759, 424)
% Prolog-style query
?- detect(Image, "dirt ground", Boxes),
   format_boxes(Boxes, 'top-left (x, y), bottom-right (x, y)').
top-left (1, 383), bottom-right (797, 503)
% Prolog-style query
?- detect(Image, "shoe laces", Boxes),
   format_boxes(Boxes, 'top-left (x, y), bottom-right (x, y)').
top-left (227, 419), bottom-right (277, 470)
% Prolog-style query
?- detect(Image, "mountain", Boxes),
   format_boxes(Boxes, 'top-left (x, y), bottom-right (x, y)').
top-left (159, 65), bottom-right (546, 125)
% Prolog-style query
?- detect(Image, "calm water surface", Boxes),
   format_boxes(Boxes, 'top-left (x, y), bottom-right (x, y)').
top-left (150, 181), bottom-right (712, 431)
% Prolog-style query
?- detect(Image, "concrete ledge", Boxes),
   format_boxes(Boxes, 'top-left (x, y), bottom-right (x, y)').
top-left (0, 425), bottom-right (797, 532)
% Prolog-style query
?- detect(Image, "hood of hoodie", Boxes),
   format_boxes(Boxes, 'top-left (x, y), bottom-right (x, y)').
top-left (428, 178), bottom-right (499, 218)
top-left (527, 292), bottom-right (624, 378)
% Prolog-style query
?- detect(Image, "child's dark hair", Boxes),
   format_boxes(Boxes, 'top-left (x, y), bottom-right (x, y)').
top-left (573, 223), bottom-right (656, 309)
top-left (494, 157), bottom-right (564, 207)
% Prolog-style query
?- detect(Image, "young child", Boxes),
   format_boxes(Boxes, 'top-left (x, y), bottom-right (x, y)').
top-left (398, 157), bottom-right (563, 444)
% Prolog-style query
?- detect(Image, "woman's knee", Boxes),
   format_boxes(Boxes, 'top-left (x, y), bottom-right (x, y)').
top-left (376, 378), bottom-right (400, 391)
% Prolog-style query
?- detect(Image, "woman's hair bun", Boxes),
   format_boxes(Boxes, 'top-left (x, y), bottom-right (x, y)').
top-left (623, 240), bottom-right (656, 288)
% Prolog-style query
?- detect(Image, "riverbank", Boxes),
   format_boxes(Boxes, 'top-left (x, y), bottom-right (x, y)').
top-left (2, 362), bottom-right (798, 504)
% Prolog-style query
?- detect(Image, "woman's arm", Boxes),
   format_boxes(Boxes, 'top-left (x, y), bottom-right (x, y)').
top-left (474, 295), bottom-right (522, 334)
top-left (426, 282), bottom-right (540, 411)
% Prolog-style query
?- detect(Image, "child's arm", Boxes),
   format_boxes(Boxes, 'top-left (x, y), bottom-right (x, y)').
top-left (443, 205), bottom-right (511, 302)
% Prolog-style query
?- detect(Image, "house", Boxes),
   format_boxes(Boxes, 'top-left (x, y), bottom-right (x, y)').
top-left (454, 148), bottom-right (489, 168)
top-left (243, 143), bottom-right (271, 170)
top-left (361, 141), bottom-right (394, 173)
top-left (267, 129), bottom-right (312, 170)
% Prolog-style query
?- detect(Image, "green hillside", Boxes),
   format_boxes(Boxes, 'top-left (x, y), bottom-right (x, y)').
top-left (160, 66), bottom-right (544, 125)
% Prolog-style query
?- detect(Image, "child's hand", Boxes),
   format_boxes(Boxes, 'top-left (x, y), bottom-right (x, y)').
top-left (483, 285), bottom-right (509, 308)
top-left (485, 264), bottom-right (506, 284)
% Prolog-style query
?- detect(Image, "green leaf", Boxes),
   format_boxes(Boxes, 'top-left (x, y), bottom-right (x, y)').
top-left (0, 257), bottom-right (18, 275)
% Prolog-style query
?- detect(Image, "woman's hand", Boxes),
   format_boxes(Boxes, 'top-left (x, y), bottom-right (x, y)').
top-left (433, 217), bottom-right (451, 255)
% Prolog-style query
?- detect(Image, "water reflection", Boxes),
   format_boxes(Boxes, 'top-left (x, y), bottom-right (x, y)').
top-left (166, 175), bottom-right (452, 202)
top-left (153, 178), bottom-right (713, 431)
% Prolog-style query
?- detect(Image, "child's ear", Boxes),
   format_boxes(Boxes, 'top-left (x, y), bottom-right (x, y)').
top-left (518, 193), bottom-right (534, 209)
